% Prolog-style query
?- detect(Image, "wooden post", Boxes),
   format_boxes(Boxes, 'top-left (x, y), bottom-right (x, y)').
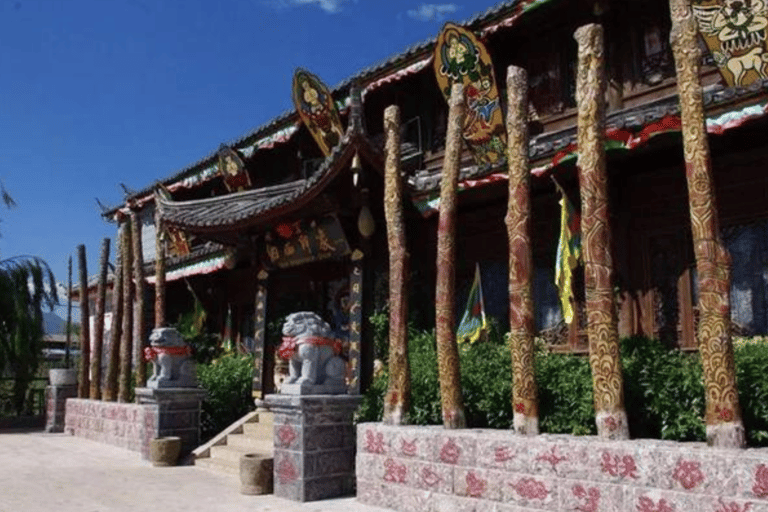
top-left (347, 250), bottom-right (364, 395)
top-left (669, 0), bottom-right (745, 448)
top-left (104, 220), bottom-right (124, 401)
top-left (90, 238), bottom-right (110, 400)
top-left (118, 216), bottom-right (134, 403)
top-left (77, 244), bottom-right (90, 399)
top-left (252, 269), bottom-right (268, 398)
top-left (154, 207), bottom-right (166, 328)
top-left (435, 83), bottom-right (467, 429)
top-left (131, 210), bottom-right (147, 388)
top-left (505, 65), bottom-right (539, 436)
top-left (65, 256), bottom-right (73, 368)
top-left (382, 104), bottom-right (411, 425)
top-left (574, 24), bottom-right (629, 440)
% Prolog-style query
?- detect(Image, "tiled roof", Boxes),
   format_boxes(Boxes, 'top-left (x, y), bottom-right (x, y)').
top-left (104, 0), bottom-right (558, 215)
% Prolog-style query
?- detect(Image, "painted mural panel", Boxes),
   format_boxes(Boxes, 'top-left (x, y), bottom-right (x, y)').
top-left (433, 23), bottom-right (506, 166)
top-left (693, 0), bottom-right (768, 86)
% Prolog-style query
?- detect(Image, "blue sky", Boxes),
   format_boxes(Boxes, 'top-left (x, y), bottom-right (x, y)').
top-left (0, 0), bottom-right (496, 307)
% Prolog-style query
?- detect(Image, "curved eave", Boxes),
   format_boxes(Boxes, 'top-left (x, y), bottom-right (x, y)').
top-left (158, 134), bottom-right (380, 235)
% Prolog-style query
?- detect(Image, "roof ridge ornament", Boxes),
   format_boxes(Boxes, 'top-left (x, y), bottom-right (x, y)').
top-left (292, 68), bottom-right (345, 157)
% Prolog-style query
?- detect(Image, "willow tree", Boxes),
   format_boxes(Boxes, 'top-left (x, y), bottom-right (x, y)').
top-left (0, 256), bottom-right (57, 414)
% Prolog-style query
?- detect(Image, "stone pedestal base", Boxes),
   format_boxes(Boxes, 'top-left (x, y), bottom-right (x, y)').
top-left (259, 394), bottom-right (361, 502)
top-left (45, 384), bottom-right (77, 433)
top-left (135, 387), bottom-right (206, 460)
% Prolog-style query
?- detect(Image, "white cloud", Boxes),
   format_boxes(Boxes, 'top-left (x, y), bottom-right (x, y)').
top-left (407, 3), bottom-right (460, 21)
top-left (282, 0), bottom-right (353, 13)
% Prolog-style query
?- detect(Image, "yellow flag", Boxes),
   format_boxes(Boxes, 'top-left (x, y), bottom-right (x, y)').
top-left (555, 190), bottom-right (581, 324)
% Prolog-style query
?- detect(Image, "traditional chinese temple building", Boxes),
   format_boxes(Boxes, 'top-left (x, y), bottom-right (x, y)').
top-left (105, 0), bottom-right (768, 397)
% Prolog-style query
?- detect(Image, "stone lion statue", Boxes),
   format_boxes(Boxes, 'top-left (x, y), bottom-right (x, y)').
top-left (277, 312), bottom-right (347, 395)
top-left (144, 327), bottom-right (197, 389)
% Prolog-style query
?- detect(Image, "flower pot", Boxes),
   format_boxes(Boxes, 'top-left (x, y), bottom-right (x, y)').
top-left (149, 436), bottom-right (182, 467)
top-left (49, 368), bottom-right (77, 387)
top-left (239, 453), bottom-right (273, 495)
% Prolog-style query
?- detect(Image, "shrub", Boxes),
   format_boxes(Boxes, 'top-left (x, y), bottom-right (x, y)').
top-left (736, 341), bottom-right (768, 445)
top-left (197, 353), bottom-right (255, 442)
top-left (535, 349), bottom-right (596, 435)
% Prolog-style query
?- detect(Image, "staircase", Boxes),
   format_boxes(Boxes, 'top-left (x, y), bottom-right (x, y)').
top-left (193, 410), bottom-right (274, 477)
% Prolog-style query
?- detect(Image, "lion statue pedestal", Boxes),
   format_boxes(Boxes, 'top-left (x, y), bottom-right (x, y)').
top-left (277, 312), bottom-right (347, 395)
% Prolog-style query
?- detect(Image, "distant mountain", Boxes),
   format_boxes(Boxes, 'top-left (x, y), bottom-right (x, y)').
top-left (43, 312), bottom-right (67, 335)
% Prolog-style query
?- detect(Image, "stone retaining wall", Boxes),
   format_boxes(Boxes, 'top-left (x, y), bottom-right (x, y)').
top-left (356, 423), bottom-right (768, 512)
top-left (65, 399), bottom-right (157, 458)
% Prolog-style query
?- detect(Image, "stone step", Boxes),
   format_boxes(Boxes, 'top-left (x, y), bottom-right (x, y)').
top-left (253, 411), bottom-right (274, 427)
top-left (194, 455), bottom-right (240, 477)
top-left (209, 444), bottom-right (271, 464)
top-left (242, 422), bottom-right (273, 438)
top-left (225, 433), bottom-right (274, 453)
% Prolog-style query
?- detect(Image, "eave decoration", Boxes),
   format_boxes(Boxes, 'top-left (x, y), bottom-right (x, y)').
top-left (155, 185), bottom-right (191, 257)
top-left (217, 146), bottom-right (252, 193)
top-left (292, 69), bottom-right (345, 157)
top-left (692, 0), bottom-right (768, 86)
top-left (434, 22), bottom-right (507, 166)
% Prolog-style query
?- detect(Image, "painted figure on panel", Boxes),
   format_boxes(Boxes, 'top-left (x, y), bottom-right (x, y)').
top-left (217, 146), bottom-right (251, 192)
top-left (693, 0), bottom-right (768, 86)
top-left (292, 69), bottom-right (344, 157)
top-left (434, 23), bottom-right (507, 166)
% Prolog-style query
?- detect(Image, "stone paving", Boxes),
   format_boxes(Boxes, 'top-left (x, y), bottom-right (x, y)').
top-left (0, 431), bottom-right (392, 512)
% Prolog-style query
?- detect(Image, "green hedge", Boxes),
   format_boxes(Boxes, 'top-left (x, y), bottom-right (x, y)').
top-left (197, 353), bottom-right (255, 442)
top-left (358, 321), bottom-right (768, 447)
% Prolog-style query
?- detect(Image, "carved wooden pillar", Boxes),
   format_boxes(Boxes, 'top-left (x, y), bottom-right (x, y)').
top-left (131, 210), bottom-right (147, 388)
top-left (77, 244), bottom-right (90, 399)
top-left (90, 238), bottom-right (110, 400)
top-left (252, 269), bottom-right (268, 399)
top-left (669, 0), bottom-right (745, 448)
top-left (104, 220), bottom-right (124, 401)
top-left (435, 83), bottom-right (466, 429)
top-left (347, 250), bottom-right (364, 395)
top-left (118, 216), bottom-right (134, 403)
top-left (382, 105), bottom-right (411, 425)
top-left (505, 66), bottom-right (539, 436)
top-left (154, 205), bottom-right (166, 328)
top-left (575, 24), bottom-right (629, 440)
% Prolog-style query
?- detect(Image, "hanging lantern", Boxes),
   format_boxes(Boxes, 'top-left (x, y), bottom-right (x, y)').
top-left (357, 203), bottom-right (375, 238)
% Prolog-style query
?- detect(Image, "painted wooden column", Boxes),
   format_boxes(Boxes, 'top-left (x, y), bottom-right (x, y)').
top-left (435, 83), bottom-right (467, 429)
top-left (118, 215), bottom-right (134, 403)
top-left (347, 250), bottom-right (364, 395)
top-left (382, 104), bottom-right (411, 425)
top-left (252, 269), bottom-right (268, 399)
top-left (669, 0), bottom-right (745, 448)
top-left (154, 205), bottom-right (167, 328)
top-left (104, 220), bottom-right (124, 401)
top-left (131, 210), bottom-right (147, 388)
top-left (505, 65), bottom-right (539, 436)
top-left (77, 244), bottom-right (91, 399)
top-left (574, 24), bottom-right (629, 440)
top-left (90, 238), bottom-right (110, 400)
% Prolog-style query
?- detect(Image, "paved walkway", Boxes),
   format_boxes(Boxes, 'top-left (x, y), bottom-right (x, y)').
top-left (0, 431), bottom-right (392, 512)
